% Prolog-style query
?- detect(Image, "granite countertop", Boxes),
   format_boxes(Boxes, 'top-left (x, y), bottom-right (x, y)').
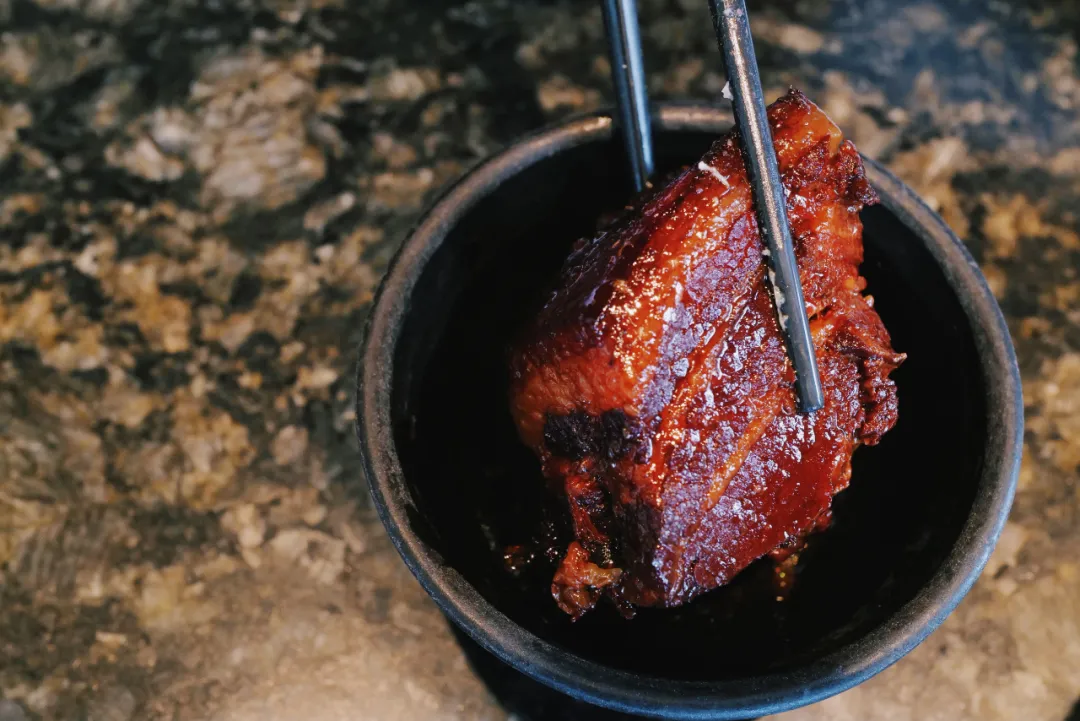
top-left (0, 0), bottom-right (1078, 719)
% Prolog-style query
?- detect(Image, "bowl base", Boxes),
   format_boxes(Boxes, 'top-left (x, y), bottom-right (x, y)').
top-left (451, 625), bottom-right (762, 721)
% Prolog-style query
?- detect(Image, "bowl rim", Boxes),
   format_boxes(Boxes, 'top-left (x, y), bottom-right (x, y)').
top-left (355, 104), bottom-right (1023, 719)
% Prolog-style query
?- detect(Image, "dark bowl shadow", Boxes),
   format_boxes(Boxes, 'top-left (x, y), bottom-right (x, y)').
top-left (357, 105), bottom-right (1022, 719)
top-left (452, 625), bottom-right (655, 721)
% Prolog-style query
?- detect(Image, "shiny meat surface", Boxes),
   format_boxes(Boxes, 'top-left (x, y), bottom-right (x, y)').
top-left (508, 89), bottom-right (904, 619)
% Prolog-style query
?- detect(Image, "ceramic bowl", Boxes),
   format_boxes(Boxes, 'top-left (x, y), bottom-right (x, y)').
top-left (356, 105), bottom-right (1022, 719)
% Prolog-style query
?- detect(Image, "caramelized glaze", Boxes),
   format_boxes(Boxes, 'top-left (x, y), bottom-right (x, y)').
top-left (509, 89), bottom-right (904, 618)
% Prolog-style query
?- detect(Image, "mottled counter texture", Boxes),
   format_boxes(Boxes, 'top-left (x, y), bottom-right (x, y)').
top-left (0, 0), bottom-right (1077, 719)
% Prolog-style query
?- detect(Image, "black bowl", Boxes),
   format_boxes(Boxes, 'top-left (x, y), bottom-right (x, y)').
top-left (356, 105), bottom-right (1022, 719)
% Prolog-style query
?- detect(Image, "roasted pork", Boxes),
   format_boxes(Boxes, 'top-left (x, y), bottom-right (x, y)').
top-left (509, 89), bottom-right (904, 618)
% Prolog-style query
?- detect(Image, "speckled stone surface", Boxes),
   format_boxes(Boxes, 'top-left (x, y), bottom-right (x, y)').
top-left (0, 0), bottom-right (1077, 719)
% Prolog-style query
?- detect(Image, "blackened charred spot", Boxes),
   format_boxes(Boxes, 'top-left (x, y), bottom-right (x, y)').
top-left (599, 409), bottom-right (641, 460)
top-left (633, 435), bottom-right (653, 464)
top-left (542, 409), bottom-right (641, 461)
top-left (543, 410), bottom-right (596, 460)
top-left (566, 475), bottom-right (607, 516)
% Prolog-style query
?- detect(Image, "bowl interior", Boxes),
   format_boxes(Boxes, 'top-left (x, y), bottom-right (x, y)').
top-left (388, 125), bottom-right (985, 680)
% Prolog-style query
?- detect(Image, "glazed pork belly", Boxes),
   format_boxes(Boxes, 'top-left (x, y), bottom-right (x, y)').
top-left (508, 89), bottom-right (905, 618)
